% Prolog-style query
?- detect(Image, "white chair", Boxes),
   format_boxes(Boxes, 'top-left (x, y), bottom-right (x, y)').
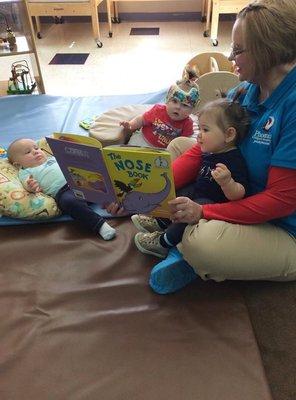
top-left (25, 0), bottom-right (112, 47)
top-left (182, 52), bottom-right (238, 111)
top-left (197, 71), bottom-right (239, 110)
top-left (184, 51), bottom-right (235, 77)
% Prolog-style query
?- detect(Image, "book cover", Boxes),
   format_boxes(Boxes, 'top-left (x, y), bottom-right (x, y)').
top-left (102, 145), bottom-right (175, 218)
top-left (46, 134), bottom-right (117, 206)
top-left (46, 133), bottom-right (175, 217)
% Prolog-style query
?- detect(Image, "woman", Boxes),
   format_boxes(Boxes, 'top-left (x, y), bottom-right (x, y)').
top-left (139, 0), bottom-right (296, 294)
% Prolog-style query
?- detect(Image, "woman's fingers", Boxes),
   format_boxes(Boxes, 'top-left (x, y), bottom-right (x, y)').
top-left (171, 200), bottom-right (203, 224)
top-left (169, 196), bottom-right (189, 205)
top-left (171, 209), bottom-right (188, 223)
top-left (169, 196), bottom-right (190, 212)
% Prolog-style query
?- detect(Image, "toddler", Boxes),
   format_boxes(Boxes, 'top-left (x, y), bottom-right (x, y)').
top-left (120, 68), bottom-right (200, 148)
top-left (132, 94), bottom-right (250, 258)
top-left (7, 138), bottom-right (116, 240)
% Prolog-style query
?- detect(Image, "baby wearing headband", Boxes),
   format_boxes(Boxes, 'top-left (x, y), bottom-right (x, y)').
top-left (120, 67), bottom-right (200, 149)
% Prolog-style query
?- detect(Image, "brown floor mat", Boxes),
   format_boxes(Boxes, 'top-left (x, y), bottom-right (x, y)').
top-left (0, 219), bottom-right (272, 400)
top-left (241, 280), bottom-right (296, 400)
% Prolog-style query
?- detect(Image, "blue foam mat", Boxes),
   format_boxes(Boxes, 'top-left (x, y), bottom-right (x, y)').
top-left (0, 90), bottom-right (166, 148)
top-left (0, 204), bottom-right (122, 226)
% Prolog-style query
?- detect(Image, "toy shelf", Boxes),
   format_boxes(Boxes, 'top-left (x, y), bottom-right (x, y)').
top-left (0, 0), bottom-right (45, 95)
top-left (0, 35), bottom-right (33, 55)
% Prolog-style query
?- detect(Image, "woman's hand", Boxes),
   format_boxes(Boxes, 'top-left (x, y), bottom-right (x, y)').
top-left (168, 196), bottom-right (203, 224)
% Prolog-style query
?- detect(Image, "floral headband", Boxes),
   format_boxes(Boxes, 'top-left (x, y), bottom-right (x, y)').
top-left (167, 84), bottom-right (200, 108)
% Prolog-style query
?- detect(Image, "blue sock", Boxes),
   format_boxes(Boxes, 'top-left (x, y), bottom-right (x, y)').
top-left (149, 247), bottom-right (198, 295)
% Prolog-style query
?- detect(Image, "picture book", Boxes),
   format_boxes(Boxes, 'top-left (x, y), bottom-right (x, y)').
top-left (46, 133), bottom-right (176, 218)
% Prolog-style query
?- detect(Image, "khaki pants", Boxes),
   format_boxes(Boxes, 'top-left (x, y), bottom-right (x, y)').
top-left (178, 220), bottom-right (296, 281)
top-left (168, 137), bottom-right (296, 282)
top-left (167, 136), bottom-right (196, 160)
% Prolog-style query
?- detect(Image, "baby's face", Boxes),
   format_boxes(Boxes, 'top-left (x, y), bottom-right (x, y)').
top-left (11, 139), bottom-right (47, 168)
top-left (197, 110), bottom-right (229, 153)
top-left (166, 98), bottom-right (193, 121)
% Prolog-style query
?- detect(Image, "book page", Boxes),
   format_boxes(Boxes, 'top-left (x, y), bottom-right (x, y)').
top-left (52, 133), bottom-right (102, 149)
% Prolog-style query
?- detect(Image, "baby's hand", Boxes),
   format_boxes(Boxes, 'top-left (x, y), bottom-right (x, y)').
top-left (104, 202), bottom-right (128, 216)
top-left (211, 163), bottom-right (232, 187)
top-left (119, 121), bottom-right (132, 132)
top-left (26, 176), bottom-right (42, 193)
top-left (119, 121), bottom-right (133, 144)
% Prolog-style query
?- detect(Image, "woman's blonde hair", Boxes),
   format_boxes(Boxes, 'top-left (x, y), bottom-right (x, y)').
top-left (237, 0), bottom-right (296, 76)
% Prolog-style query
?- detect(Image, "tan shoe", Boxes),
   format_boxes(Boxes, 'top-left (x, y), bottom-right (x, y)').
top-left (131, 214), bottom-right (164, 233)
top-left (134, 231), bottom-right (168, 259)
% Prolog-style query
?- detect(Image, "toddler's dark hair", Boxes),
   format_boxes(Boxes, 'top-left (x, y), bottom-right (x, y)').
top-left (198, 89), bottom-right (250, 143)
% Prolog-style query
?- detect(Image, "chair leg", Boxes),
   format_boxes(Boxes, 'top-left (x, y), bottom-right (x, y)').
top-left (91, 3), bottom-right (103, 47)
top-left (201, 0), bottom-right (207, 22)
top-left (35, 16), bottom-right (42, 38)
top-left (210, 0), bottom-right (219, 46)
top-left (106, 0), bottom-right (113, 37)
top-left (203, 0), bottom-right (212, 37)
top-left (114, 2), bottom-right (119, 22)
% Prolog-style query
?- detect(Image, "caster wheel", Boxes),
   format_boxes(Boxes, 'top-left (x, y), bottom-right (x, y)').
top-left (54, 16), bottom-right (59, 24)
top-left (111, 17), bottom-right (116, 23)
top-left (37, 32), bottom-right (42, 39)
top-left (116, 17), bottom-right (121, 23)
top-left (212, 39), bottom-right (218, 46)
top-left (96, 41), bottom-right (103, 48)
top-left (109, 32), bottom-right (113, 38)
top-left (60, 17), bottom-right (64, 24)
top-left (201, 16), bottom-right (206, 22)
top-left (203, 30), bottom-right (209, 37)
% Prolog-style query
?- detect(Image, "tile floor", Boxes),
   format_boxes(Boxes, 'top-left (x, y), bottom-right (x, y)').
top-left (2, 19), bottom-right (234, 96)
top-left (38, 18), bottom-right (235, 96)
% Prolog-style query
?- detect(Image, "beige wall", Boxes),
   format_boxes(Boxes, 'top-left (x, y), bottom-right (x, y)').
top-left (104, 0), bottom-right (202, 13)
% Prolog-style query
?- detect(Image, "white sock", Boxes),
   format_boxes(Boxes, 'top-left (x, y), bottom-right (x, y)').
top-left (99, 222), bottom-right (116, 240)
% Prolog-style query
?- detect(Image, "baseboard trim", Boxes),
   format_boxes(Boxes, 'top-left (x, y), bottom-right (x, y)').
top-left (40, 12), bottom-right (236, 23)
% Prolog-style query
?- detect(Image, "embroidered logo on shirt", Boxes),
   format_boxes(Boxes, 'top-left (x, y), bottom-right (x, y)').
top-left (252, 130), bottom-right (272, 146)
top-left (263, 116), bottom-right (275, 131)
top-left (252, 116), bottom-right (274, 146)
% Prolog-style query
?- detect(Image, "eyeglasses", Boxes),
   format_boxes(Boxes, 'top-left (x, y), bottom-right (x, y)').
top-left (229, 46), bottom-right (247, 59)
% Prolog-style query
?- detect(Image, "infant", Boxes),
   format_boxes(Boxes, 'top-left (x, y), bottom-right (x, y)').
top-left (7, 138), bottom-right (116, 240)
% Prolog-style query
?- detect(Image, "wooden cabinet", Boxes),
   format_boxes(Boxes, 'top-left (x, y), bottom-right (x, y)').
top-left (0, 0), bottom-right (45, 95)
top-left (26, 0), bottom-right (112, 48)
